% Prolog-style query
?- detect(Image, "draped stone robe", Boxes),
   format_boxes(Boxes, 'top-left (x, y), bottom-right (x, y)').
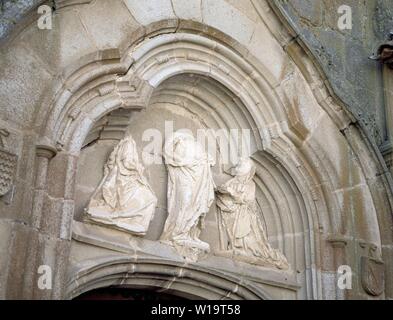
top-left (216, 158), bottom-right (289, 270)
top-left (85, 136), bottom-right (157, 235)
top-left (161, 132), bottom-right (215, 261)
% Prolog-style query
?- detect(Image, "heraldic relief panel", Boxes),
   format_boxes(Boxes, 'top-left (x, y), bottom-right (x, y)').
top-left (83, 134), bottom-right (289, 270)
top-left (0, 129), bottom-right (17, 203)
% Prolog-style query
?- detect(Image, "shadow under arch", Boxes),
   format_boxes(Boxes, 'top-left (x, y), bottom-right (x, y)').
top-left (66, 256), bottom-right (272, 300)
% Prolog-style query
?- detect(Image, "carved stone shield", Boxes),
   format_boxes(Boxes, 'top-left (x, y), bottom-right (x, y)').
top-left (0, 147), bottom-right (17, 197)
top-left (361, 256), bottom-right (384, 297)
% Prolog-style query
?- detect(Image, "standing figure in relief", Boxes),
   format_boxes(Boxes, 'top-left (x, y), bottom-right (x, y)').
top-left (216, 157), bottom-right (289, 270)
top-left (85, 135), bottom-right (157, 235)
top-left (161, 132), bottom-right (215, 262)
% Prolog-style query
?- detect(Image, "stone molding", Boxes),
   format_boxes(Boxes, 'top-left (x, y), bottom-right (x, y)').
top-left (68, 221), bottom-right (298, 300)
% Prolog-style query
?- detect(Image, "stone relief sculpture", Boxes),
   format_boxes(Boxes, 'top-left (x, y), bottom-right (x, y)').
top-left (0, 129), bottom-right (17, 201)
top-left (160, 132), bottom-right (215, 262)
top-left (216, 157), bottom-right (289, 270)
top-left (85, 135), bottom-right (157, 235)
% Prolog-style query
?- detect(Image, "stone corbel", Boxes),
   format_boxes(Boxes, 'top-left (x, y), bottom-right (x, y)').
top-left (327, 235), bottom-right (348, 248)
top-left (36, 144), bottom-right (58, 160)
top-left (370, 32), bottom-right (393, 69)
top-left (359, 241), bottom-right (382, 260)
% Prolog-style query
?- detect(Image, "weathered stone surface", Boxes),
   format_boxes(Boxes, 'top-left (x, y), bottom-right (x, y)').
top-left (274, 0), bottom-right (389, 145)
top-left (0, 43), bottom-right (52, 126)
top-left (123, 0), bottom-right (176, 25)
top-left (202, 0), bottom-right (255, 46)
top-left (0, 0), bottom-right (392, 301)
top-left (172, 0), bottom-right (202, 22)
top-left (70, 220), bottom-right (296, 299)
top-left (78, 0), bottom-right (140, 51)
top-left (0, 0), bottom-right (42, 40)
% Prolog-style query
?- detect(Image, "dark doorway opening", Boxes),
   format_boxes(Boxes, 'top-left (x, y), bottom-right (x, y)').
top-left (75, 287), bottom-right (187, 301)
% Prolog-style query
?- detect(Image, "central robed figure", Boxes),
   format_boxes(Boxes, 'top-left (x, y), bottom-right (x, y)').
top-left (160, 132), bottom-right (216, 261)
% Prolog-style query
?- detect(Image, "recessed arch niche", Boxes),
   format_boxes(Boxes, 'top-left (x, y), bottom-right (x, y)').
top-left (70, 55), bottom-right (323, 300)
top-left (74, 72), bottom-right (313, 286)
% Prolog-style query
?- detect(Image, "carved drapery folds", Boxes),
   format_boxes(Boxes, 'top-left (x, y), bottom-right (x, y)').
top-left (85, 135), bottom-right (157, 235)
top-left (216, 158), bottom-right (289, 270)
top-left (160, 132), bottom-right (216, 262)
top-left (83, 133), bottom-right (288, 270)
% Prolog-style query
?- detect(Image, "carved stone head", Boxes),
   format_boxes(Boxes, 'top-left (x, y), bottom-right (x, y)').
top-left (234, 157), bottom-right (255, 180)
